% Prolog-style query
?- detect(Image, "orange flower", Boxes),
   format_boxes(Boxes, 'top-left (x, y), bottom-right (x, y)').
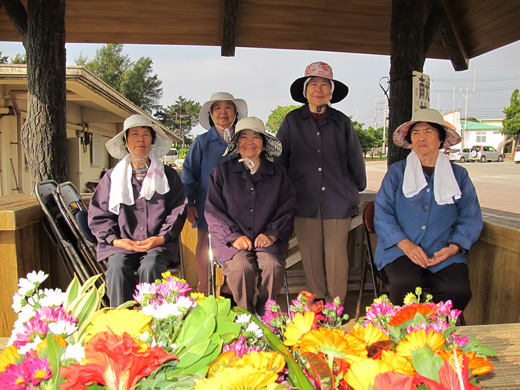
top-left (389, 303), bottom-right (437, 327)
top-left (60, 329), bottom-right (178, 390)
top-left (437, 349), bottom-right (493, 376)
top-left (299, 328), bottom-right (368, 364)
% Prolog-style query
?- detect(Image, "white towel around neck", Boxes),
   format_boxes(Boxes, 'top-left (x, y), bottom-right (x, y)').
top-left (108, 153), bottom-right (170, 215)
top-left (402, 150), bottom-right (461, 205)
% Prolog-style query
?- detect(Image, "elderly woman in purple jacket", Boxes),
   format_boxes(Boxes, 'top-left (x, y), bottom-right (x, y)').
top-left (88, 115), bottom-right (186, 307)
top-left (205, 117), bottom-right (296, 315)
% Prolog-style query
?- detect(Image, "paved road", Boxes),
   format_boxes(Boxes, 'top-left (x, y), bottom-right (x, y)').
top-left (364, 160), bottom-right (520, 214)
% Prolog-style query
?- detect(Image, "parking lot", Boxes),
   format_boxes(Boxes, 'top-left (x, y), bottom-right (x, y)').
top-left (365, 160), bottom-right (520, 214)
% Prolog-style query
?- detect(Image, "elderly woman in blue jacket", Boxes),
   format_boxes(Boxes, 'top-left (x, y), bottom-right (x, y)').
top-left (374, 108), bottom-right (482, 310)
top-left (181, 92), bottom-right (247, 295)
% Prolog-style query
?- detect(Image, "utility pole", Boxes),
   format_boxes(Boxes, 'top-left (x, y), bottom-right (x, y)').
top-left (459, 70), bottom-right (476, 149)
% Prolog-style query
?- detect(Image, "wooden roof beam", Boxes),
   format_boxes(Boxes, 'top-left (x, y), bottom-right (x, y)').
top-left (221, 0), bottom-right (240, 57)
top-left (438, 0), bottom-right (470, 71)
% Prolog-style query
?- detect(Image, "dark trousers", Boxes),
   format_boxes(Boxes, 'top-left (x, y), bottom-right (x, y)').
top-left (221, 250), bottom-right (285, 316)
top-left (106, 251), bottom-right (172, 307)
top-left (384, 256), bottom-right (472, 310)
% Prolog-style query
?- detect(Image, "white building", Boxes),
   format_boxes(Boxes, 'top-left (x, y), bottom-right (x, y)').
top-left (0, 65), bottom-right (180, 195)
top-left (442, 110), bottom-right (506, 151)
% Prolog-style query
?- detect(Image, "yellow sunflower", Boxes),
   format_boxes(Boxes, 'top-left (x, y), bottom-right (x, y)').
top-left (299, 328), bottom-right (368, 365)
top-left (380, 350), bottom-right (415, 376)
top-left (394, 328), bottom-right (445, 359)
top-left (437, 349), bottom-right (493, 376)
top-left (283, 311), bottom-right (315, 348)
top-left (234, 351), bottom-right (286, 373)
top-left (350, 323), bottom-right (389, 346)
top-left (84, 309), bottom-right (152, 343)
top-left (344, 357), bottom-right (392, 390)
top-left (0, 344), bottom-right (20, 373)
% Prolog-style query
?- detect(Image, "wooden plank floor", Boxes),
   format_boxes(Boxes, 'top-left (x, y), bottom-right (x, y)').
top-left (456, 323), bottom-right (520, 389)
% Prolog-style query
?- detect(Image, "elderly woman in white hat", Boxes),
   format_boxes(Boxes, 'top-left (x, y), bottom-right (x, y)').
top-left (205, 117), bottom-right (296, 315)
top-left (374, 108), bottom-right (482, 310)
top-left (182, 92), bottom-right (247, 296)
top-left (88, 114), bottom-right (187, 307)
top-left (275, 62), bottom-right (366, 306)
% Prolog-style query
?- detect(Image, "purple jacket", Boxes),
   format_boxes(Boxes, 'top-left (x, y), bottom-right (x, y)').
top-left (275, 104), bottom-right (366, 219)
top-left (88, 165), bottom-right (186, 262)
top-left (205, 157), bottom-right (297, 262)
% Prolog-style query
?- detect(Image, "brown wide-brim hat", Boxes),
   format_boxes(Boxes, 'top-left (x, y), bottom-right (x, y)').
top-left (393, 108), bottom-right (461, 149)
top-left (223, 117), bottom-right (282, 158)
top-left (290, 61), bottom-right (349, 104)
top-left (106, 114), bottom-right (173, 160)
top-left (198, 92), bottom-right (248, 130)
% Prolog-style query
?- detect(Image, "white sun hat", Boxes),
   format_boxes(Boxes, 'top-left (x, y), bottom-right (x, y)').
top-left (105, 114), bottom-right (173, 160)
top-left (198, 92), bottom-right (248, 130)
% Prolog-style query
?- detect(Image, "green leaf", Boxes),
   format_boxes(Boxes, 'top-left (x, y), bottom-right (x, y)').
top-left (175, 338), bottom-right (212, 368)
top-left (411, 347), bottom-right (443, 382)
top-left (63, 275), bottom-right (80, 308)
top-left (175, 304), bottom-right (206, 348)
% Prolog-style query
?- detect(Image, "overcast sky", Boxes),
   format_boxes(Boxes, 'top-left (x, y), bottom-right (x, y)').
top-left (1, 39), bottom-right (519, 135)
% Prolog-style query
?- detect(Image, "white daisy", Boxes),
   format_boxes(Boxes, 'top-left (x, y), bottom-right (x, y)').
top-left (61, 342), bottom-right (85, 363)
top-left (236, 314), bottom-right (251, 324)
top-left (246, 322), bottom-right (263, 338)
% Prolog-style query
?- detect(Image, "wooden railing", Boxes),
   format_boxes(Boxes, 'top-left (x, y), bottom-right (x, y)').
top-left (0, 193), bottom-right (519, 336)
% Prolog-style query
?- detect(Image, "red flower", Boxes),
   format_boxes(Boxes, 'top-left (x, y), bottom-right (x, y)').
top-left (413, 354), bottom-right (482, 390)
top-left (60, 329), bottom-right (177, 390)
top-left (389, 303), bottom-right (437, 327)
top-left (374, 371), bottom-right (415, 390)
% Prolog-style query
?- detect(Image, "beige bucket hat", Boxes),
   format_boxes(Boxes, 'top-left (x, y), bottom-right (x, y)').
top-left (105, 114), bottom-right (173, 160)
top-left (393, 108), bottom-right (461, 149)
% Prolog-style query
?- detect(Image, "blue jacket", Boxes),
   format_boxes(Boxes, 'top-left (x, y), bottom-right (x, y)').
top-left (374, 160), bottom-right (482, 273)
top-left (181, 127), bottom-right (233, 231)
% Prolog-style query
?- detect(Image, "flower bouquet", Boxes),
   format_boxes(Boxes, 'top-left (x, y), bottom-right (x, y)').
top-left (259, 287), bottom-right (496, 390)
top-left (0, 271), bottom-right (496, 390)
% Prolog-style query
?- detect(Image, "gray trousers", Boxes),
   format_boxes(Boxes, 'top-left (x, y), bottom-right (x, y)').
top-left (294, 205), bottom-right (351, 304)
top-left (221, 250), bottom-right (285, 316)
top-left (106, 251), bottom-right (172, 307)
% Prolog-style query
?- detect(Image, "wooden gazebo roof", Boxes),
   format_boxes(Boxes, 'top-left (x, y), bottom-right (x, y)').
top-left (1, 0), bottom-right (520, 70)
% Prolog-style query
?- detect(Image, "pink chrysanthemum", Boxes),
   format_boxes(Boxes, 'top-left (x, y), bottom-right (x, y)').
top-left (0, 351), bottom-right (51, 389)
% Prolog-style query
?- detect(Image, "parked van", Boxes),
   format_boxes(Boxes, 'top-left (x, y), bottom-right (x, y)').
top-left (160, 148), bottom-right (178, 166)
top-left (515, 145), bottom-right (520, 164)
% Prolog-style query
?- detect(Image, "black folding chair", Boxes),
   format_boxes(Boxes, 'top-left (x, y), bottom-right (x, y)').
top-left (56, 182), bottom-right (108, 286)
top-left (35, 180), bottom-right (93, 284)
top-left (355, 201), bottom-right (387, 320)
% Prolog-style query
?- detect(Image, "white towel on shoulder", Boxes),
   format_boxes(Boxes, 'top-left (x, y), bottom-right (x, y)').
top-left (402, 150), bottom-right (461, 205)
top-left (108, 154), bottom-right (170, 215)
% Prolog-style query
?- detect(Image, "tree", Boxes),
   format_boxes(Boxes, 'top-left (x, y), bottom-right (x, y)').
top-left (3, 0), bottom-right (68, 190)
top-left (502, 88), bottom-right (520, 154)
top-left (154, 96), bottom-right (201, 146)
top-left (266, 105), bottom-right (301, 134)
top-left (79, 44), bottom-right (163, 113)
top-left (0, 52), bottom-right (9, 64)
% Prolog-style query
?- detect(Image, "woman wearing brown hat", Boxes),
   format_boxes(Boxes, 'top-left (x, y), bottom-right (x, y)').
top-left (206, 117), bottom-right (296, 315)
top-left (275, 62), bottom-right (366, 306)
top-left (374, 108), bottom-right (482, 310)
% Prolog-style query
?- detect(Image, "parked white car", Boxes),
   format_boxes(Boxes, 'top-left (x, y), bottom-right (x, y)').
top-left (469, 145), bottom-right (504, 162)
top-left (160, 148), bottom-right (178, 166)
top-left (446, 148), bottom-right (470, 163)
top-left (515, 145), bottom-right (520, 164)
